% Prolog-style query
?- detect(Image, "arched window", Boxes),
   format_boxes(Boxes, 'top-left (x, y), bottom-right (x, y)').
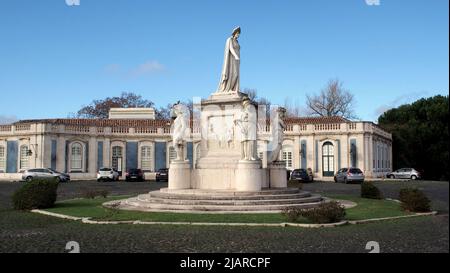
top-left (322, 142), bottom-right (334, 177)
top-left (0, 146), bottom-right (5, 172)
top-left (169, 146), bottom-right (177, 163)
top-left (20, 145), bottom-right (29, 170)
top-left (112, 146), bottom-right (123, 172)
top-left (282, 146), bottom-right (293, 170)
top-left (71, 143), bottom-right (83, 171)
top-left (141, 146), bottom-right (153, 171)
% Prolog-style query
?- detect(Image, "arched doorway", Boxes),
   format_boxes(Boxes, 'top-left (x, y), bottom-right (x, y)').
top-left (322, 142), bottom-right (334, 177)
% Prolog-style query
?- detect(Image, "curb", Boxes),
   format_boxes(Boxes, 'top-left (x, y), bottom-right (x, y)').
top-left (348, 211), bottom-right (438, 225)
top-left (31, 209), bottom-right (438, 228)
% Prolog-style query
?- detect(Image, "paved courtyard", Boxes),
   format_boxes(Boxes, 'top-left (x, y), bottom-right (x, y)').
top-left (0, 180), bottom-right (448, 253)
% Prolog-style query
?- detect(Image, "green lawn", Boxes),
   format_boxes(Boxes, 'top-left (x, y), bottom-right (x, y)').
top-left (42, 194), bottom-right (413, 224)
top-left (326, 194), bottom-right (413, 220)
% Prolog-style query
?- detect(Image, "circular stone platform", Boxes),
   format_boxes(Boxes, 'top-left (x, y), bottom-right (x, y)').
top-left (104, 188), bottom-right (326, 214)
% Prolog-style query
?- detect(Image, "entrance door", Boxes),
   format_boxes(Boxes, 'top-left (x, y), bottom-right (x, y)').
top-left (322, 142), bottom-right (335, 177)
top-left (112, 146), bottom-right (123, 175)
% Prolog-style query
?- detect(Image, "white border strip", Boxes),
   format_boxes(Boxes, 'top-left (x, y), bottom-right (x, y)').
top-left (31, 209), bottom-right (437, 228)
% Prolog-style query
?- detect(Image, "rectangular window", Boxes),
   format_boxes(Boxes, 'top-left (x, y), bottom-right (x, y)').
top-left (0, 146), bottom-right (5, 172)
top-left (141, 146), bottom-right (153, 171)
top-left (20, 145), bottom-right (29, 170)
top-left (283, 151), bottom-right (293, 169)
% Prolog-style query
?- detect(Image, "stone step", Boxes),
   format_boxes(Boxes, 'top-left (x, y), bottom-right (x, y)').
top-left (108, 187), bottom-right (325, 214)
top-left (147, 191), bottom-right (310, 201)
top-left (136, 194), bottom-right (322, 206)
top-left (157, 187), bottom-right (301, 197)
top-left (123, 198), bottom-right (324, 212)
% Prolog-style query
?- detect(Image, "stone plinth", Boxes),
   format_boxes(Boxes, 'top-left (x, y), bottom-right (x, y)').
top-left (169, 161), bottom-right (191, 190)
top-left (235, 160), bottom-right (262, 191)
top-left (269, 161), bottom-right (287, 188)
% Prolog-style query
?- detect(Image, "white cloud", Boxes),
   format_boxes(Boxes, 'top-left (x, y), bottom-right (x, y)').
top-left (374, 91), bottom-right (428, 117)
top-left (129, 60), bottom-right (166, 78)
top-left (103, 60), bottom-right (166, 78)
top-left (0, 115), bottom-right (18, 125)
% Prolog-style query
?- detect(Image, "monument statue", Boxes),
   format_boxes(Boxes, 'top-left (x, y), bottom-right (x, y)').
top-left (107, 26), bottom-right (325, 213)
top-left (217, 26), bottom-right (241, 93)
top-left (269, 107), bottom-right (287, 163)
top-left (235, 98), bottom-right (257, 161)
top-left (170, 102), bottom-right (190, 161)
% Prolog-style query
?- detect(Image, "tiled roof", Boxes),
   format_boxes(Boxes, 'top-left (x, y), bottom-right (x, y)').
top-left (14, 119), bottom-right (171, 127)
top-left (14, 116), bottom-right (350, 127)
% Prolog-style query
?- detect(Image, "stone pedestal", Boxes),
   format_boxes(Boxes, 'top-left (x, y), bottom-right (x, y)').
top-left (269, 161), bottom-right (287, 188)
top-left (169, 161), bottom-right (191, 190)
top-left (235, 160), bottom-right (262, 191)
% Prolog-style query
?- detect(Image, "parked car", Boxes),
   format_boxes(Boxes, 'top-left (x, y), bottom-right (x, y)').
top-left (125, 168), bottom-right (145, 182)
top-left (387, 168), bottom-right (421, 180)
top-left (290, 168), bottom-right (314, 182)
top-left (97, 167), bottom-right (120, 182)
top-left (22, 168), bottom-right (70, 183)
top-left (155, 168), bottom-right (169, 182)
top-left (334, 168), bottom-right (365, 184)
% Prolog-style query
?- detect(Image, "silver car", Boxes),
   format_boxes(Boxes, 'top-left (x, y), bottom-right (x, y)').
top-left (334, 168), bottom-right (365, 183)
top-left (22, 168), bottom-right (70, 182)
top-left (387, 168), bottom-right (421, 180)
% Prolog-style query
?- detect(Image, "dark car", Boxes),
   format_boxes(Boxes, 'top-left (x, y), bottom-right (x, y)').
top-left (155, 168), bottom-right (169, 182)
top-left (125, 168), bottom-right (145, 182)
top-left (290, 169), bottom-right (314, 182)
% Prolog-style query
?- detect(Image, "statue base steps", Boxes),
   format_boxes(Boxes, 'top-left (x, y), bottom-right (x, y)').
top-left (107, 188), bottom-right (325, 213)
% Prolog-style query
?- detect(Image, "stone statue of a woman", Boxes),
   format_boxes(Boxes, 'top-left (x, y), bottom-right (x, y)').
top-left (268, 107), bottom-right (286, 163)
top-left (235, 98), bottom-right (257, 161)
top-left (170, 102), bottom-right (190, 161)
top-left (217, 27), bottom-right (241, 93)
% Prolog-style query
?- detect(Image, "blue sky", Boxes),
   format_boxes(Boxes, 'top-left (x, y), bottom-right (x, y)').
top-left (0, 0), bottom-right (448, 123)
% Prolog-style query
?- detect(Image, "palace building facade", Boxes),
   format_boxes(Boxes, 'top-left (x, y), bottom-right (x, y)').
top-left (0, 108), bottom-right (392, 181)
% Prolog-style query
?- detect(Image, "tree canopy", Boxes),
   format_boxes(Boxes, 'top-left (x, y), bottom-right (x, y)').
top-left (378, 95), bottom-right (449, 180)
top-left (77, 92), bottom-right (156, 119)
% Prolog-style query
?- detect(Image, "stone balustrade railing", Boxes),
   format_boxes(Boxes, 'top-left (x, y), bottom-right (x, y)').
top-left (0, 121), bottom-right (392, 140)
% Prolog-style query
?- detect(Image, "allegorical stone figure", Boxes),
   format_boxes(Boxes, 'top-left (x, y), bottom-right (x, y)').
top-left (235, 98), bottom-right (257, 161)
top-left (269, 107), bottom-right (287, 163)
top-left (217, 27), bottom-right (241, 92)
top-left (170, 102), bottom-right (190, 161)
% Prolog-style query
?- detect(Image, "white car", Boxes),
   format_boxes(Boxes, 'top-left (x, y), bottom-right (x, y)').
top-left (97, 167), bottom-right (120, 182)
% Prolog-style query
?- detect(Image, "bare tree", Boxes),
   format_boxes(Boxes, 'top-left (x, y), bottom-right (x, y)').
top-left (283, 97), bottom-right (306, 118)
top-left (306, 79), bottom-right (357, 119)
top-left (155, 103), bottom-right (172, 120)
top-left (242, 88), bottom-right (271, 116)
